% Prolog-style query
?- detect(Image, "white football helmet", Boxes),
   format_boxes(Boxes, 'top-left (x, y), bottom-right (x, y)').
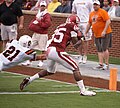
top-left (19, 35), bottom-right (32, 48)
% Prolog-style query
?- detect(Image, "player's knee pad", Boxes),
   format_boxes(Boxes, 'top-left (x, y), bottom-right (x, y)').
top-left (47, 72), bottom-right (54, 76)
top-left (73, 68), bottom-right (79, 72)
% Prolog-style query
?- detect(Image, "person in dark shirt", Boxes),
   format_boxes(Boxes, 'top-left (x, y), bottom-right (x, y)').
top-left (102, 0), bottom-right (110, 12)
top-left (0, 0), bottom-right (24, 50)
top-left (14, 0), bottom-right (23, 8)
top-left (54, 0), bottom-right (71, 13)
top-left (0, 0), bottom-right (4, 41)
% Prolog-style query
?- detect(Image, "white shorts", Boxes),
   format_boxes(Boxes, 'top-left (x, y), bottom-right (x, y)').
top-left (1, 24), bottom-right (17, 41)
top-left (32, 33), bottom-right (48, 51)
top-left (46, 47), bottom-right (78, 73)
top-left (79, 22), bottom-right (92, 41)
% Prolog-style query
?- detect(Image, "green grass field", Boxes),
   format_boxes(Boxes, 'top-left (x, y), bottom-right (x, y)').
top-left (0, 72), bottom-right (120, 108)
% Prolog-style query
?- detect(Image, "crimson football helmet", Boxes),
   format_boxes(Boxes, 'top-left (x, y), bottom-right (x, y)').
top-left (66, 15), bottom-right (80, 24)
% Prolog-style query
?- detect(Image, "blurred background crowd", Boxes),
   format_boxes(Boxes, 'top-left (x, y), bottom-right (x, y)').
top-left (0, 0), bottom-right (120, 16)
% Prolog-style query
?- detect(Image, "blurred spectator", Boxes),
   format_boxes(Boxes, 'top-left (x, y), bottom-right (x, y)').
top-left (102, 0), bottom-right (110, 12)
top-left (33, 0), bottom-right (52, 67)
top-left (0, 0), bottom-right (4, 5)
top-left (108, 0), bottom-right (120, 17)
top-left (111, 0), bottom-right (120, 4)
top-left (0, 0), bottom-right (24, 50)
top-left (54, 0), bottom-right (71, 13)
top-left (85, 0), bottom-right (112, 70)
top-left (68, 0), bottom-right (74, 11)
top-left (31, 0), bottom-right (50, 11)
top-left (35, 0), bottom-right (50, 7)
top-left (99, 0), bottom-right (104, 8)
top-left (24, 1), bottom-right (52, 66)
top-left (99, 0), bottom-right (111, 8)
top-left (47, 0), bottom-right (61, 13)
top-left (72, 0), bottom-right (93, 64)
top-left (0, 0), bottom-right (4, 40)
top-left (23, 0), bottom-right (32, 10)
top-left (14, 0), bottom-right (23, 8)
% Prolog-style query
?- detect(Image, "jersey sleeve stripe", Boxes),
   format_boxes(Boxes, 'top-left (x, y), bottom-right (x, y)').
top-left (25, 49), bottom-right (35, 55)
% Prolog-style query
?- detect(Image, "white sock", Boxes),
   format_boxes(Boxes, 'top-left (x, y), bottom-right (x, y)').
top-left (77, 80), bottom-right (86, 93)
top-left (79, 55), bottom-right (82, 58)
top-left (29, 73), bottom-right (39, 82)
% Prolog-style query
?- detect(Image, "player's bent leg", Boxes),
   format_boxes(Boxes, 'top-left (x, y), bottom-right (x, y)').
top-left (73, 68), bottom-right (83, 81)
top-left (20, 70), bottom-right (54, 91)
top-left (38, 70), bottom-right (54, 77)
top-left (73, 69), bottom-right (96, 96)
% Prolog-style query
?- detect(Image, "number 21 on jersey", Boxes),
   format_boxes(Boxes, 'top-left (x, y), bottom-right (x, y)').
top-left (3, 46), bottom-right (20, 61)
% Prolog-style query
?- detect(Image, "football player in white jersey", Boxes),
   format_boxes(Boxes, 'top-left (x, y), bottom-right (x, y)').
top-left (0, 35), bottom-right (46, 71)
top-left (72, 0), bottom-right (93, 64)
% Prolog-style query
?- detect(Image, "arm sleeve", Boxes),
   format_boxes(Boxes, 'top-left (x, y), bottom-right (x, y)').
top-left (38, 14), bottom-right (52, 28)
top-left (72, 1), bottom-right (76, 13)
top-left (16, 4), bottom-right (23, 17)
top-left (102, 10), bottom-right (110, 21)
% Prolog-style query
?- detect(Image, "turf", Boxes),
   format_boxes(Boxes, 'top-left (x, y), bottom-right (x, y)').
top-left (0, 72), bottom-right (120, 108)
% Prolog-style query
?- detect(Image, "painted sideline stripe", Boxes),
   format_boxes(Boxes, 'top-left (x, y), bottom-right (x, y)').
top-left (1, 71), bottom-right (28, 76)
top-left (0, 89), bottom-right (120, 95)
top-left (0, 91), bottom-right (79, 94)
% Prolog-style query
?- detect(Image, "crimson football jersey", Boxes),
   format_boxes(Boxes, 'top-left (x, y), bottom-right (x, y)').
top-left (49, 23), bottom-right (80, 52)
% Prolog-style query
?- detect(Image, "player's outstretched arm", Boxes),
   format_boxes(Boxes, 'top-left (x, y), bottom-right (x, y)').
top-left (35, 54), bottom-right (47, 61)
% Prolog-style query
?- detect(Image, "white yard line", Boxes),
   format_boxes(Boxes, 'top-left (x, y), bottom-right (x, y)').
top-left (0, 89), bottom-right (119, 95)
top-left (1, 71), bottom-right (28, 76)
top-left (0, 91), bottom-right (79, 95)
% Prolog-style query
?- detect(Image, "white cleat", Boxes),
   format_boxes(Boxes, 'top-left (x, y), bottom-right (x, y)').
top-left (82, 55), bottom-right (87, 64)
top-left (21, 60), bottom-right (31, 66)
top-left (80, 90), bottom-right (96, 96)
top-left (78, 55), bottom-right (83, 64)
top-left (102, 64), bottom-right (109, 70)
top-left (37, 61), bottom-right (43, 67)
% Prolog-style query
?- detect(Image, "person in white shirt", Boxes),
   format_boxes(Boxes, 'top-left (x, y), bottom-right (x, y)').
top-left (108, 0), bottom-right (120, 17)
top-left (72, 0), bottom-right (93, 64)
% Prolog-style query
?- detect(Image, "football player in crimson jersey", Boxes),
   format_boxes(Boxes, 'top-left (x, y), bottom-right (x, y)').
top-left (0, 35), bottom-right (46, 71)
top-left (20, 15), bottom-right (96, 96)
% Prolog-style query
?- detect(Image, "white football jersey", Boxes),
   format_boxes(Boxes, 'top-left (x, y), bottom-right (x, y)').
top-left (72, 0), bottom-right (93, 22)
top-left (0, 40), bottom-right (36, 70)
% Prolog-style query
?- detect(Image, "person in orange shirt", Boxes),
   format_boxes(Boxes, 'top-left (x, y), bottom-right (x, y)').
top-left (85, 0), bottom-right (112, 70)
